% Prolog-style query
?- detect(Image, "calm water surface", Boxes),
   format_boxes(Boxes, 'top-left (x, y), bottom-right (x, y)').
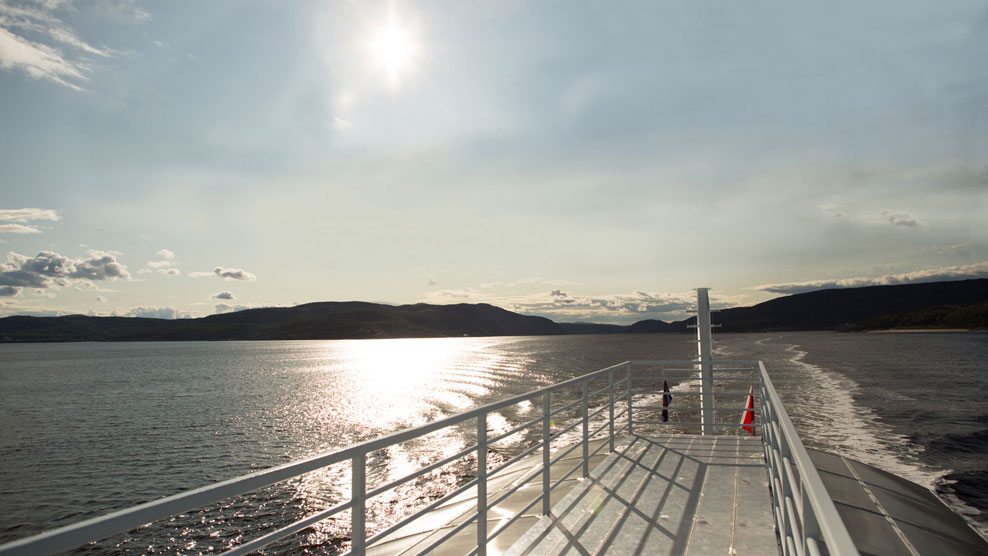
top-left (1, 332), bottom-right (985, 553)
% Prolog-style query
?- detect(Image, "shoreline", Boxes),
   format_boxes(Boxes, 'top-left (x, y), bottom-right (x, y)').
top-left (865, 328), bottom-right (972, 333)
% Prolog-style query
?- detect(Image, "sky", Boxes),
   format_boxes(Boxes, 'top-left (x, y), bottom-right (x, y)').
top-left (1, 0), bottom-right (987, 324)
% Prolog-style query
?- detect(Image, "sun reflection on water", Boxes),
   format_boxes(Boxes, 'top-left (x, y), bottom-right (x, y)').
top-left (284, 337), bottom-right (523, 550)
top-left (338, 337), bottom-right (489, 424)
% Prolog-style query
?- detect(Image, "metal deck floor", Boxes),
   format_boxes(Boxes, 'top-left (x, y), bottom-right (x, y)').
top-left (505, 434), bottom-right (778, 556)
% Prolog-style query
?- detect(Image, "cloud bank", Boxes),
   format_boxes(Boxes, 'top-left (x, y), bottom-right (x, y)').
top-left (754, 261), bottom-right (988, 295)
top-left (422, 288), bottom-right (712, 324)
top-left (0, 249), bottom-right (130, 297)
top-left (214, 303), bottom-right (250, 314)
top-left (122, 306), bottom-right (189, 320)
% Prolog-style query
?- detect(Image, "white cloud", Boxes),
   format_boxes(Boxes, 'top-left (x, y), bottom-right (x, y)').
top-left (0, 307), bottom-right (65, 317)
top-left (0, 249), bottom-right (130, 297)
top-left (513, 290), bottom-right (698, 320)
top-left (214, 303), bottom-right (250, 314)
top-left (0, 223), bottom-right (42, 233)
top-left (332, 116), bottom-right (352, 131)
top-left (820, 203), bottom-right (846, 218)
top-left (70, 250), bottom-right (130, 280)
top-left (0, 1), bottom-right (137, 90)
top-left (0, 17), bottom-right (88, 90)
top-left (190, 267), bottom-right (256, 280)
top-left (212, 266), bottom-right (256, 280)
top-left (96, 0), bottom-right (151, 23)
top-left (141, 250), bottom-right (179, 276)
top-left (422, 288), bottom-right (494, 304)
top-left (881, 210), bottom-right (925, 228)
top-left (122, 306), bottom-right (189, 319)
top-left (0, 208), bottom-right (59, 233)
top-left (754, 261), bottom-right (988, 295)
top-left (0, 208), bottom-right (59, 222)
top-left (420, 287), bottom-right (708, 324)
top-left (72, 281), bottom-right (116, 293)
top-left (921, 243), bottom-right (970, 255)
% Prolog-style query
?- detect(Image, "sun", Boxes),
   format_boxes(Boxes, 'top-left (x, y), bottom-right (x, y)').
top-left (369, 19), bottom-right (418, 86)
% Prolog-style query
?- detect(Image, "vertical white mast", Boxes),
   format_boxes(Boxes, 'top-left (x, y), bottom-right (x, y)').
top-left (696, 287), bottom-right (714, 435)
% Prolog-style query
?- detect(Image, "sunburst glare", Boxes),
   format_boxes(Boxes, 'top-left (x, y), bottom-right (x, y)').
top-left (369, 17), bottom-right (419, 87)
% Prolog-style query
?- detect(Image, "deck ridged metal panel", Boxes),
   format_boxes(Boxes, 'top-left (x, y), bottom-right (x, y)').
top-left (368, 435), bottom-right (779, 556)
top-left (367, 440), bottom-right (615, 555)
top-left (504, 434), bottom-right (778, 556)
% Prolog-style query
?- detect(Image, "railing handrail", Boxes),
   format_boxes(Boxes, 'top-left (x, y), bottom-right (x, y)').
top-left (758, 361), bottom-right (860, 556)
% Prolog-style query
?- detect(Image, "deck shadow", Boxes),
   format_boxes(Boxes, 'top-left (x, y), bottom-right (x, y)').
top-left (505, 434), bottom-right (777, 556)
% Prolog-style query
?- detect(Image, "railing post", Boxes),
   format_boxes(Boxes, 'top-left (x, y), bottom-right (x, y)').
top-left (696, 288), bottom-right (715, 435)
top-left (542, 391), bottom-right (551, 515)
top-left (778, 426), bottom-right (795, 555)
top-left (626, 364), bottom-right (633, 436)
top-left (582, 381), bottom-right (589, 478)
top-left (608, 370), bottom-right (615, 452)
top-left (801, 481), bottom-right (820, 556)
top-left (351, 453), bottom-right (366, 555)
top-left (477, 412), bottom-right (487, 556)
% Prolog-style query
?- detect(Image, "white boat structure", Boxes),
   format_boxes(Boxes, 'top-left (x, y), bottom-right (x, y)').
top-left (1, 289), bottom-right (985, 555)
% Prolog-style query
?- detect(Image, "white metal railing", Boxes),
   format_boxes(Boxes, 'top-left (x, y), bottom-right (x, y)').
top-left (0, 359), bottom-right (857, 556)
top-left (758, 361), bottom-right (860, 556)
top-left (1, 362), bottom-right (632, 556)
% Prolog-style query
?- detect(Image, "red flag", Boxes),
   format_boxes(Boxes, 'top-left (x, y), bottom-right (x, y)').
top-left (741, 385), bottom-right (755, 436)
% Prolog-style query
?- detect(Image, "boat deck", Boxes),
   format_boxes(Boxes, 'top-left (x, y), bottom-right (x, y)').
top-left (368, 433), bottom-right (988, 556)
top-left (506, 434), bottom-right (777, 556)
top-left (368, 434), bottom-right (778, 556)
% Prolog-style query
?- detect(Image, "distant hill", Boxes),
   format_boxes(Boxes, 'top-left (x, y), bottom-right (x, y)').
top-left (2, 279), bottom-right (986, 342)
top-left (0, 302), bottom-right (563, 342)
top-left (710, 279), bottom-right (988, 332)
top-left (626, 278), bottom-right (988, 333)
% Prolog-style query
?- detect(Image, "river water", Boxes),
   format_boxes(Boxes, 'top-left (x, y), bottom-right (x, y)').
top-left (0, 332), bottom-right (985, 553)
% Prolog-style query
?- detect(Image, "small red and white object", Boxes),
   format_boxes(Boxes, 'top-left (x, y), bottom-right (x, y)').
top-left (741, 385), bottom-right (755, 436)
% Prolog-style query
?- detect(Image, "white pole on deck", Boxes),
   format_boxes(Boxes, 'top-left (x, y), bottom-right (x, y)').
top-left (696, 288), bottom-right (714, 435)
